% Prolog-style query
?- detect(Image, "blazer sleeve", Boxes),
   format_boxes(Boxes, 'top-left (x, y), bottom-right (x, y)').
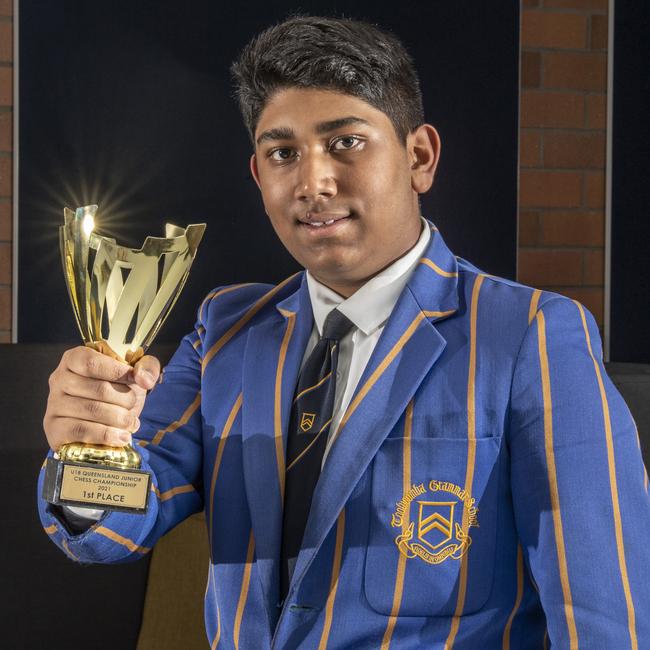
top-left (36, 294), bottom-right (212, 564)
top-left (508, 296), bottom-right (650, 648)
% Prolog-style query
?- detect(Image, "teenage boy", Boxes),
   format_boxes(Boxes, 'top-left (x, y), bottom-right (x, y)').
top-left (40, 16), bottom-right (650, 649)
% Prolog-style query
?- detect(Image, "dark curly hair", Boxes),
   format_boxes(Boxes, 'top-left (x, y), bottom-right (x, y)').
top-left (231, 15), bottom-right (425, 145)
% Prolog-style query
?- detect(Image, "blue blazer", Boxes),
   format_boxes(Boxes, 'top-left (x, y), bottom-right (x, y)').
top-left (39, 224), bottom-right (650, 649)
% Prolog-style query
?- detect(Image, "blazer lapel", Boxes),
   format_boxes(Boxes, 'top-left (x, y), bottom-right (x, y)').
top-left (288, 224), bottom-right (461, 597)
top-left (241, 273), bottom-right (313, 624)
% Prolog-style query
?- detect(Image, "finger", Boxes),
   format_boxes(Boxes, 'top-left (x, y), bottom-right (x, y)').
top-left (58, 374), bottom-right (139, 410)
top-left (131, 385), bottom-right (148, 417)
top-left (133, 355), bottom-right (161, 391)
top-left (63, 346), bottom-right (133, 384)
top-left (56, 394), bottom-right (140, 433)
top-left (46, 416), bottom-right (133, 450)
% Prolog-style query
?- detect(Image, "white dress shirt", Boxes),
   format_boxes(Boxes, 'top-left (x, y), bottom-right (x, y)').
top-left (304, 216), bottom-right (430, 465)
top-left (64, 217), bottom-right (431, 522)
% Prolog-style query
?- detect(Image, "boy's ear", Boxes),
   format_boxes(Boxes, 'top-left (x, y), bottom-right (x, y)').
top-left (408, 124), bottom-right (441, 194)
top-left (250, 153), bottom-right (262, 190)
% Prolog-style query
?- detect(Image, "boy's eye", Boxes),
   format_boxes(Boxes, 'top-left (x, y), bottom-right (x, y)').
top-left (331, 135), bottom-right (363, 151)
top-left (269, 148), bottom-right (295, 161)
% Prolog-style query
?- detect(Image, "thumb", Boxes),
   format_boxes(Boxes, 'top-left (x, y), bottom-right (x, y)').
top-left (132, 355), bottom-right (161, 390)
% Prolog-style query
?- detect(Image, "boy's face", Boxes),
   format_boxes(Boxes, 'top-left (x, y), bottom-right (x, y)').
top-left (250, 88), bottom-right (440, 296)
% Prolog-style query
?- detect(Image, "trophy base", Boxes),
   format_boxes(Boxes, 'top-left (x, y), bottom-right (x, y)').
top-left (42, 457), bottom-right (151, 514)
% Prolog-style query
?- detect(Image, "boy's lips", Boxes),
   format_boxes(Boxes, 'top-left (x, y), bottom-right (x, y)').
top-left (299, 211), bottom-right (351, 226)
top-left (298, 212), bottom-right (353, 234)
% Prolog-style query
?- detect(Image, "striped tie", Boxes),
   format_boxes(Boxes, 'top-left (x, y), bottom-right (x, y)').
top-left (280, 308), bottom-right (354, 601)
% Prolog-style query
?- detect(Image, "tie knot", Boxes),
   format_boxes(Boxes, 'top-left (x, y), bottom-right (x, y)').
top-left (322, 309), bottom-right (355, 341)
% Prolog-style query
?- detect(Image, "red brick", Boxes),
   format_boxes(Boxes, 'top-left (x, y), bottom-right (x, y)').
top-left (0, 21), bottom-right (11, 62)
top-left (0, 240), bottom-right (9, 283)
top-left (543, 0), bottom-right (607, 11)
top-left (520, 170), bottom-right (583, 208)
top-left (0, 330), bottom-right (10, 343)
top-left (0, 1), bottom-right (11, 17)
top-left (519, 211), bottom-right (540, 246)
top-left (520, 129), bottom-right (542, 167)
top-left (521, 90), bottom-right (584, 128)
top-left (539, 210), bottom-right (604, 246)
top-left (583, 248), bottom-right (604, 285)
top-left (547, 286), bottom-right (604, 329)
top-left (585, 94), bottom-right (606, 129)
top-left (591, 14), bottom-right (608, 50)
top-left (518, 249), bottom-right (583, 286)
top-left (0, 66), bottom-right (11, 105)
top-left (522, 51), bottom-right (542, 88)
top-left (0, 155), bottom-right (9, 196)
top-left (544, 52), bottom-right (607, 91)
top-left (584, 171), bottom-right (605, 208)
top-left (0, 201), bottom-right (10, 240)
top-left (543, 130), bottom-right (605, 168)
top-left (522, 11), bottom-right (587, 49)
top-left (0, 285), bottom-right (10, 329)
top-left (0, 110), bottom-right (10, 150)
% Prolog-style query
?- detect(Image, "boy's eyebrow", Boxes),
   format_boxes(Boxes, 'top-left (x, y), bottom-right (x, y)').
top-left (314, 116), bottom-right (370, 134)
top-left (256, 127), bottom-right (294, 146)
top-left (256, 116), bottom-right (370, 146)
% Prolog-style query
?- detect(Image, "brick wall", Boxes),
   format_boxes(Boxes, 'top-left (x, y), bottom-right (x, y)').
top-left (518, 0), bottom-right (608, 329)
top-left (0, 0), bottom-right (11, 342)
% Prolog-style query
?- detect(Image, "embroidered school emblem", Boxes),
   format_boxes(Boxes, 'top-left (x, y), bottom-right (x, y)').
top-left (417, 502), bottom-right (455, 550)
top-left (390, 480), bottom-right (478, 565)
top-left (300, 412), bottom-right (316, 432)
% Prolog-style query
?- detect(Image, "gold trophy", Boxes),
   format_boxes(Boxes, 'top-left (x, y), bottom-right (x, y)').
top-left (42, 205), bottom-right (206, 513)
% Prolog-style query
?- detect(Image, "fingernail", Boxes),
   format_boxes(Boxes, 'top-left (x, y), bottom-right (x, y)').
top-left (119, 433), bottom-right (132, 446)
top-left (139, 368), bottom-right (155, 386)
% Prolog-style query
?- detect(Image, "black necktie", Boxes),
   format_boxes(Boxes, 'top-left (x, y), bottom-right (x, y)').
top-left (280, 308), bottom-right (355, 600)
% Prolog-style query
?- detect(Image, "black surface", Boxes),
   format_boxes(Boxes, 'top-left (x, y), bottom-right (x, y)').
top-left (610, 3), bottom-right (650, 362)
top-left (17, 0), bottom-right (519, 345)
top-left (0, 343), bottom-right (175, 649)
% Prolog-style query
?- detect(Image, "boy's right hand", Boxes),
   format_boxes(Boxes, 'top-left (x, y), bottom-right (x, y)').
top-left (43, 346), bottom-right (161, 452)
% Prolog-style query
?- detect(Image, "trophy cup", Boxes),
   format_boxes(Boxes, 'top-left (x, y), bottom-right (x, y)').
top-left (42, 205), bottom-right (206, 514)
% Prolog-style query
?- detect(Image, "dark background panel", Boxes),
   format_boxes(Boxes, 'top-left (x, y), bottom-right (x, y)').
top-left (0, 344), bottom-right (157, 648)
top-left (610, 3), bottom-right (650, 362)
top-left (18, 0), bottom-right (519, 345)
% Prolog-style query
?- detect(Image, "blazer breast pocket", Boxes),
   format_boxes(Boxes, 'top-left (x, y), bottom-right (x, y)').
top-left (364, 436), bottom-right (502, 617)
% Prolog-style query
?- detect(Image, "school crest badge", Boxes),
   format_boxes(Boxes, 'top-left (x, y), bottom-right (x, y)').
top-left (300, 412), bottom-right (316, 432)
top-left (390, 480), bottom-right (478, 565)
top-left (417, 501), bottom-right (455, 551)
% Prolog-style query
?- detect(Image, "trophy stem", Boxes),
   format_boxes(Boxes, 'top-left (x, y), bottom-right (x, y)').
top-left (85, 339), bottom-right (145, 366)
top-left (58, 442), bottom-right (142, 470)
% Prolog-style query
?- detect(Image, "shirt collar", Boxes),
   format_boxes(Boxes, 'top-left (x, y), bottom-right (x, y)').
top-left (306, 216), bottom-right (431, 336)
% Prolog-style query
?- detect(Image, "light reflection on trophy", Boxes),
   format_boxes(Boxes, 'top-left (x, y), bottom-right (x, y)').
top-left (42, 205), bottom-right (206, 513)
